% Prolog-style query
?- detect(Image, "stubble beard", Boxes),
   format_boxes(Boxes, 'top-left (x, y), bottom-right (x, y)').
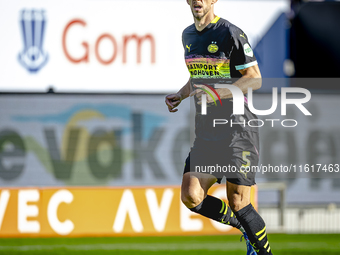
top-left (191, 6), bottom-right (210, 21)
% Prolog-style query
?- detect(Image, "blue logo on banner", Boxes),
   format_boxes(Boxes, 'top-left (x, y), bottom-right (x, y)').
top-left (18, 9), bottom-right (48, 73)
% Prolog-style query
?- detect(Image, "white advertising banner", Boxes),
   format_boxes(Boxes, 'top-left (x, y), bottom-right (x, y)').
top-left (0, 0), bottom-right (288, 92)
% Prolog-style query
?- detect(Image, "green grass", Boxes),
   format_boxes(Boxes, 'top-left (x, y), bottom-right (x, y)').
top-left (0, 234), bottom-right (339, 255)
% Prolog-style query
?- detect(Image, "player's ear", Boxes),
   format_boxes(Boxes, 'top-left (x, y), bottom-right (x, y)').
top-left (186, 0), bottom-right (190, 5)
top-left (211, 0), bottom-right (218, 5)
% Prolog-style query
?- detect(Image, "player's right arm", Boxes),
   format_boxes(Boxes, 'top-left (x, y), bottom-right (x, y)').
top-left (165, 78), bottom-right (191, 113)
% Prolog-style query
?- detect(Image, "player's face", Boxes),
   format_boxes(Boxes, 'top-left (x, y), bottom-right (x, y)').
top-left (187, 0), bottom-right (215, 20)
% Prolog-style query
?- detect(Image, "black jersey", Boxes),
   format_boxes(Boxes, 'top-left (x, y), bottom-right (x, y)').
top-left (182, 16), bottom-right (258, 141)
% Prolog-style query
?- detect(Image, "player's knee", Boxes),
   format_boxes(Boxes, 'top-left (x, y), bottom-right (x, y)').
top-left (228, 198), bottom-right (243, 212)
top-left (228, 195), bottom-right (250, 212)
top-left (181, 189), bottom-right (204, 209)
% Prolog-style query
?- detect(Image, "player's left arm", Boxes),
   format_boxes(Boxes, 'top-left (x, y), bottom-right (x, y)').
top-left (217, 64), bottom-right (262, 100)
top-left (195, 65), bottom-right (262, 104)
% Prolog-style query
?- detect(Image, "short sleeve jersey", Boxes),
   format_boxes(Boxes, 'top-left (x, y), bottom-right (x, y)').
top-left (182, 16), bottom-right (258, 140)
top-left (182, 16), bottom-right (257, 83)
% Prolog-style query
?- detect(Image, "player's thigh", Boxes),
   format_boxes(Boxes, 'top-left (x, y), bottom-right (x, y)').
top-left (225, 130), bottom-right (259, 187)
top-left (226, 181), bottom-right (251, 212)
top-left (181, 172), bottom-right (217, 208)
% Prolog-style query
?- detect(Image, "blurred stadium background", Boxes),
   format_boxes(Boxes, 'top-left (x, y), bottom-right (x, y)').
top-left (0, 0), bottom-right (340, 254)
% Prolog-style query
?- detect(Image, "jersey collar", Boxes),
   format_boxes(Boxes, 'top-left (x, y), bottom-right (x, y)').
top-left (196, 16), bottom-right (220, 34)
top-left (211, 16), bottom-right (220, 24)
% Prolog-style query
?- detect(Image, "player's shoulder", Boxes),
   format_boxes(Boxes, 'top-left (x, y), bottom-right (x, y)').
top-left (224, 22), bottom-right (244, 37)
top-left (182, 24), bottom-right (196, 47)
top-left (213, 17), bottom-right (247, 40)
top-left (225, 20), bottom-right (248, 41)
top-left (182, 23), bottom-right (196, 36)
top-left (216, 17), bottom-right (232, 28)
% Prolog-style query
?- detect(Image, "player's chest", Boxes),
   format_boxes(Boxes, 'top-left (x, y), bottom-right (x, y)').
top-left (183, 30), bottom-right (233, 79)
top-left (183, 31), bottom-right (232, 57)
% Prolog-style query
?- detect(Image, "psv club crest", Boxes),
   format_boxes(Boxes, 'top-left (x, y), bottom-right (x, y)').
top-left (18, 9), bottom-right (48, 73)
top-left (207, 41), bottom-right (218, 53)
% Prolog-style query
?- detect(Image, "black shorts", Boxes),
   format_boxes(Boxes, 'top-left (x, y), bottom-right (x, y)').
top-left (183, 130), bottom-right (259, 186)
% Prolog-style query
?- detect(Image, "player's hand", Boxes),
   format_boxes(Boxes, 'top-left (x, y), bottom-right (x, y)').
top-left (190, 84), bottom-right (216, 105)
top-left (165, 93), bottom-right (182, 113)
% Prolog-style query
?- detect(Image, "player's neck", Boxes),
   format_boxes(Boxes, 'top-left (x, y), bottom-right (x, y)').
top-left (194, 12), bottom-right (216, 31)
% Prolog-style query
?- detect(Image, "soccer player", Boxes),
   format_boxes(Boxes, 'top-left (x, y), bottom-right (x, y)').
top-left (165, 1), bottom-right (272, 255)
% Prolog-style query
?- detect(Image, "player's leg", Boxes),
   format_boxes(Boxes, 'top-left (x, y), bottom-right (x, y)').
top-left (227, 182), bottom-right (272, 255)
top-left (181, 158), bottom-right (242, 229)
top-left (225, 125), bottom-right (271, 255)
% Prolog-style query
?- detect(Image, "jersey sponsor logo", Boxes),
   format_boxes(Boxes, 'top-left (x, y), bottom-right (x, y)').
top-left (18, 9), bottom-right (49, 73)
top-left (185, 56), bottom-right (230, 79)
top-left (186, 44), bottom-right (192, 52)
top-left (207, 42), bottom-right (218, 53)
top-left (240, 33), bottom-right (246, 39)
top-left (243, 43), bottom-right (254, 57)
